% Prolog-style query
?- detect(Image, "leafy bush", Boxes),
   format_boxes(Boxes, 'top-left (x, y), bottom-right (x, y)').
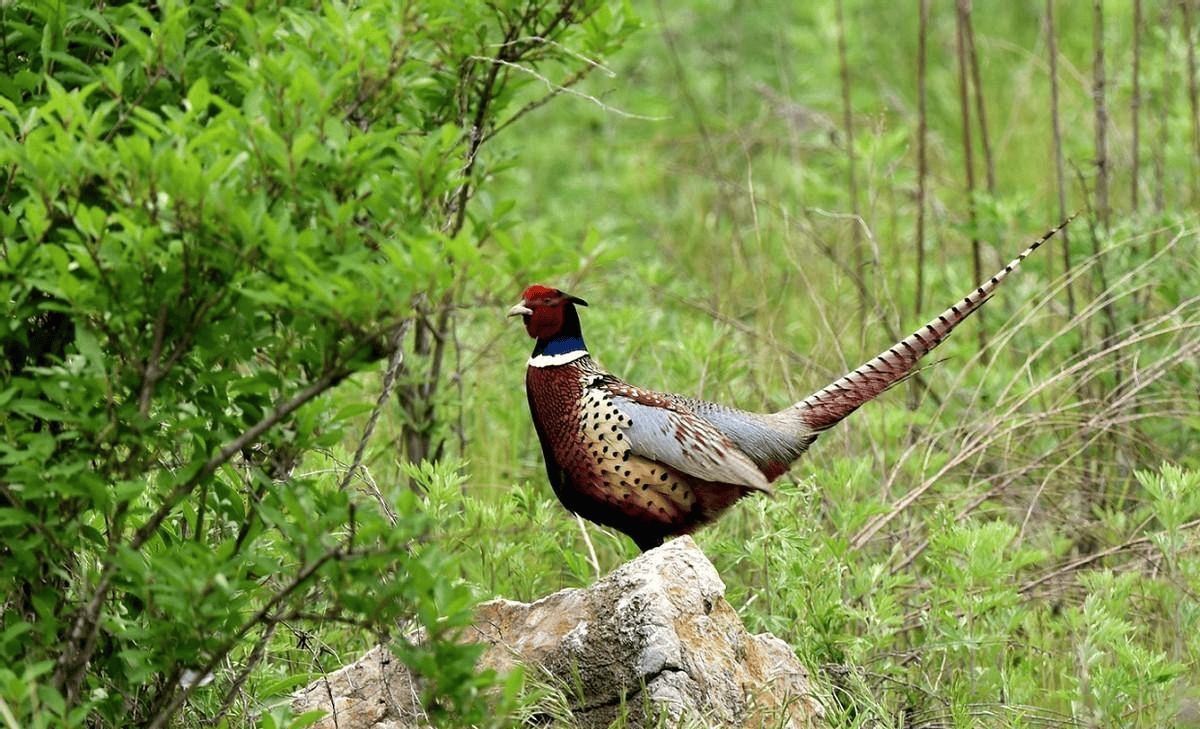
top-left (0, 0), bottom-right (634, 726)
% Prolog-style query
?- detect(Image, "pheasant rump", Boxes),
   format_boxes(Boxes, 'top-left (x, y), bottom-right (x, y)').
top-left (509, 218), bottom-right (1073, 551)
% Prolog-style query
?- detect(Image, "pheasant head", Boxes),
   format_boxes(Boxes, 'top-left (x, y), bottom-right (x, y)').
top-left (508, 285), bottom-right (590, 363)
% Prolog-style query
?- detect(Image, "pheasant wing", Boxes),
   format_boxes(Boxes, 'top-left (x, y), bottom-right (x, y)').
top-left (603, 383), bottom-right (773, 493)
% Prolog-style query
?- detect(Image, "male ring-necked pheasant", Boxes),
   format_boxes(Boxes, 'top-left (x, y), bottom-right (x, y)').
top-left (509, 219), bottom-right (1072, 551)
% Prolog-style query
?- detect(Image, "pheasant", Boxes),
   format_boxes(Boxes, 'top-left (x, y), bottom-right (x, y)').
top-left (508, 218), bottom-right (1073, 551)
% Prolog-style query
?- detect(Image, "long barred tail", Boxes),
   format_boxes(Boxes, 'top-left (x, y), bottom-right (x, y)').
top-left (794, 215), bottom-right (1076, 432)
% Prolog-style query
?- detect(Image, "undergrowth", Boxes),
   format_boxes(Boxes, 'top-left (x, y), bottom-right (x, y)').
top-left (5, 0), bottom-right (1199, 727)
top-left (431, 1), bottom-right (1200, 726)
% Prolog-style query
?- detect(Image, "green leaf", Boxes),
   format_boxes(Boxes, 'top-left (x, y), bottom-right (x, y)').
top-left (332, 402), bottom-right (375, 421)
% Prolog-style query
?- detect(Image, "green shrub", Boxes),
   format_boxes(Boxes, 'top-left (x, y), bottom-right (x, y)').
top-left (0, 0), bottom-right (634, 726)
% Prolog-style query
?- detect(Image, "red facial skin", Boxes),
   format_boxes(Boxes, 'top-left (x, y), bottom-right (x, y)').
top-left (512, 285), bottom-right (587, 340)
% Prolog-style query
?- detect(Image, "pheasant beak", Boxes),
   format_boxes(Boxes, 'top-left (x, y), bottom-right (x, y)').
top-left (507, 300), bottom-right (533, 318)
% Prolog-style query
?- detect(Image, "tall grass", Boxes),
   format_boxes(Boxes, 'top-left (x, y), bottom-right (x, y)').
top-left (332, 0), bottom-right (1199, 725)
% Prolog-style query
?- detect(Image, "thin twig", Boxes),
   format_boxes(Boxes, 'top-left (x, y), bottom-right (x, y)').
top-left (338, 321), bottom-right (413, 528)
top-left (210, 622), bottom-right (279, 726)
top-left (467, 55), bottom-right (664, 122)
top-left (1020, 518), bottom-right (1200, 595)
top-left (148, 531), bottom-right (358, 729)
top-left (915, 0), bottom-right (930, 318)
top-left (1184, 0), bottom-right (1200, 198)
top-left (1132, 0), bottom-right (1142, 210)
top-left (575, 514), bottom-right (601, 579)
top-left (964, 7), bottom-right (995, 194)
top-left (653, 0), bottom-right (719, 172)
top-left (137, 301), bottom-right (170, 416)
top-left (1092, 0), bottom-right (1110, 231)
top-left (1045, 0), bottom-right (1075, 319)
top-left (834, 0), bottom-right (863, 326)
top-left (955, 0), bottom-right (984, 357)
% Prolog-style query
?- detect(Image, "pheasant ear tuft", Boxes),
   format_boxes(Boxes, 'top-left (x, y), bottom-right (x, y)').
top-left (519, 284), bottom-right (555, 301)
top-left (518, 285), bottom-right (586, 307)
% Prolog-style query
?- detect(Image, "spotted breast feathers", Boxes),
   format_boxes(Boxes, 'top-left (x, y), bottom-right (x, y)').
top-left (524, 357), bottom-right (770, 549)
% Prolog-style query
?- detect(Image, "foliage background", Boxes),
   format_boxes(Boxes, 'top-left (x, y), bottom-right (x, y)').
top-left (3, 0), bottom-right (1199, 727)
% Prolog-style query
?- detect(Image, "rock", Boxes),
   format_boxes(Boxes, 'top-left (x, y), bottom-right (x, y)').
top-left (291, 644), bottom-right (418, 729)
top-left (293, 536), bottom-right (825, 728)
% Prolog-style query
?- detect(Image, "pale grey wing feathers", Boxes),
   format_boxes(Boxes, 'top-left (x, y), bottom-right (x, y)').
top-left (683, 400), bottom-right (817, 471)
top-left (610, 395), bottom-right (773, 492)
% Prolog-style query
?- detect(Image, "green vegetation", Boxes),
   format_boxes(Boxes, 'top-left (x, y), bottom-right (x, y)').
top-left (0, 0), bottom-right (632, 726)
top-left (3, 0), bottom-right (1198, 727)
